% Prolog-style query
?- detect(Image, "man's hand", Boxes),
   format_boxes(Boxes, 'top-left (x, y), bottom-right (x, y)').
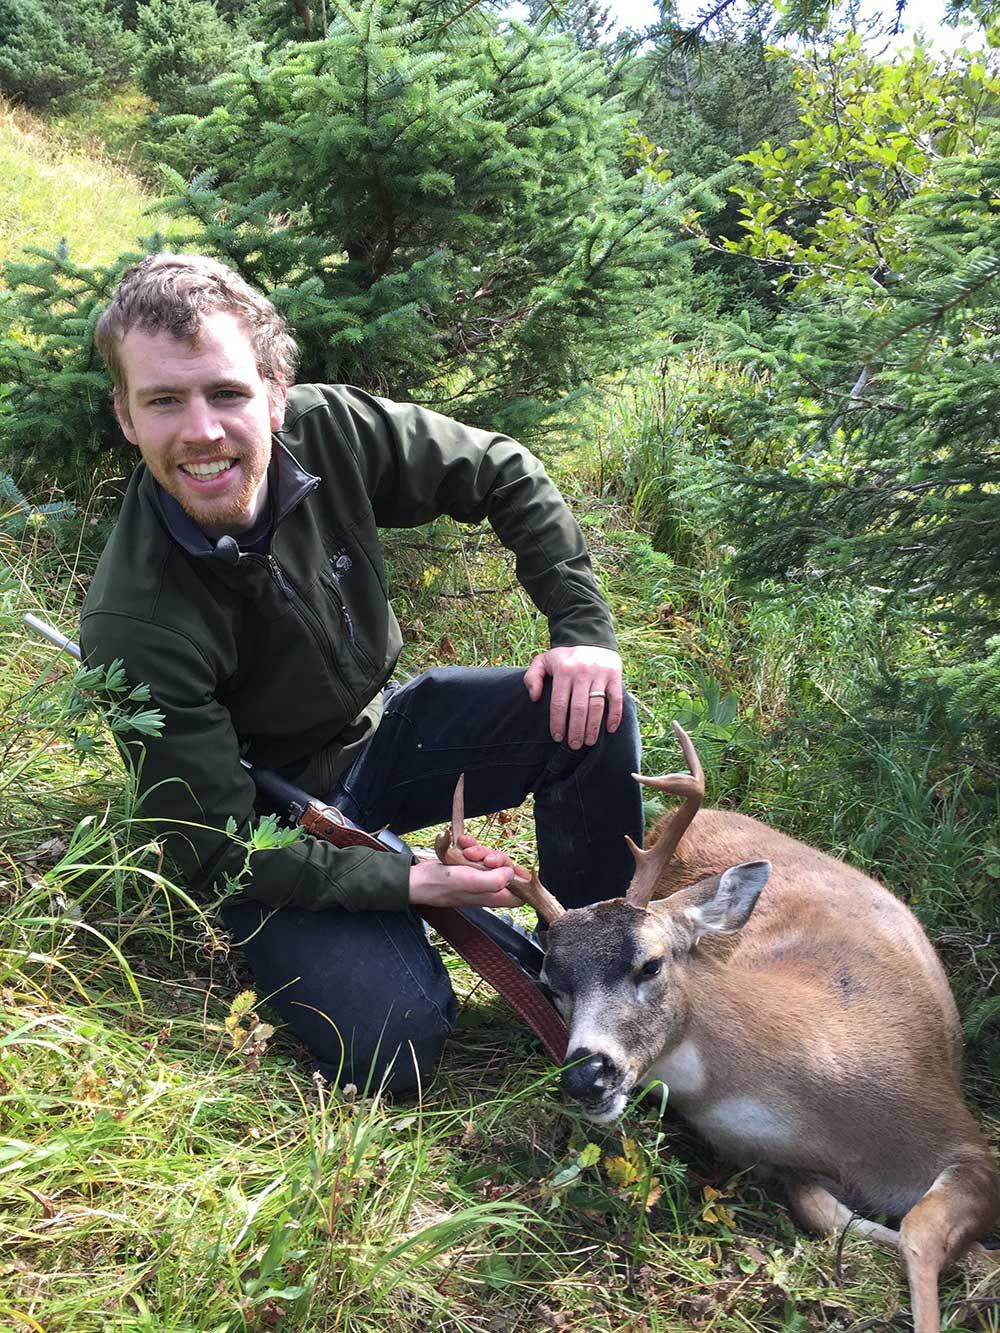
top-left (408, 834), bottom-right (525, 909)
top-left (523, 645), bottom-right (624, 749)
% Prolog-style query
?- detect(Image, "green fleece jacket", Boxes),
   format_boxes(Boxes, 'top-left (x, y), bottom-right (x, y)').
top-left (80, 384), bottom-right (617, 913)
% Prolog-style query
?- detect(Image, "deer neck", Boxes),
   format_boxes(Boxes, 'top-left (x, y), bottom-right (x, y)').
top-left (647, 950), bottom-right (765, 1108)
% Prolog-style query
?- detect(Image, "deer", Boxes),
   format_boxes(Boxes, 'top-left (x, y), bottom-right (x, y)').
top-left (437, 724), bottom-right (1000, 1333)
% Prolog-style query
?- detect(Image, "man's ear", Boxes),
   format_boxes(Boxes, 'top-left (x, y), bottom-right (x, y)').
top-left (680, 861), bottom-right (772, 943)
top-left (267, 378), bottom-right (288, 431)
top-left (113, 390), bottom-right (138, 447)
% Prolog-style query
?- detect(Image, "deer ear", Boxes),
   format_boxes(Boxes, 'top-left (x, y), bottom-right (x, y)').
top-left (682, 860), bottom-right (771, 940)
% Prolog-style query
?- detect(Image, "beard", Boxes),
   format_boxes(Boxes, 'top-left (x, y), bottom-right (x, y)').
top-left (160, 442), bottom-right (271, 537)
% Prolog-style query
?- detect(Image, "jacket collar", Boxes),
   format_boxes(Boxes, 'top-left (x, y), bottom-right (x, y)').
top-left (150, 439), bottom-right (320, 560)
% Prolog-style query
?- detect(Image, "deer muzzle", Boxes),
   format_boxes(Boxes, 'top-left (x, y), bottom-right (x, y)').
top-left (561, 1047), bottom-right (633, 1124)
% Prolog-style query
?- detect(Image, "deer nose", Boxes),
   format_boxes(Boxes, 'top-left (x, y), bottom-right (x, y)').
top-left (561, 1048), bottom-right (618, 1103)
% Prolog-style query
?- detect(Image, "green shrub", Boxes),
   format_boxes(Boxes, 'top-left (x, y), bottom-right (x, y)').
top-left (0, 0), bottom-right (135, 110)
top-left (0, 244), bottom-right (141, 501)
top-left (135, 0), bottom-right (240, 116)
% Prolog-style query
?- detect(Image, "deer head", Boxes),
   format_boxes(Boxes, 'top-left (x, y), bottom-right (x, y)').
top-left (437, 728), bottom-right (770, 1122)
top-left (520, 721), bottom-right (769, 1121)
top-left (541, 859), bottom-right (771, 1122)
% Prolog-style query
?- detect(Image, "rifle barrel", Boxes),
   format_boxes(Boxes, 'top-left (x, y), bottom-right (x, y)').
top-left (23, 613), bottom-right (82, 661)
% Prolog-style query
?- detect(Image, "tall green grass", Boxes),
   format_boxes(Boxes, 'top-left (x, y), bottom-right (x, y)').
top-left (4, 494), bottom-right (996, 1331)
top-left (0, 95), bottom-right (182, 271)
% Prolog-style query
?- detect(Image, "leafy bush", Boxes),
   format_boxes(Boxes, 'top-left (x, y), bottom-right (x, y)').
top-left (708, 36), bottom-right (1000, 763)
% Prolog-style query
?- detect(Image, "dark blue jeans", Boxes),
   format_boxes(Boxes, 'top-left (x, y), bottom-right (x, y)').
top-left (222, 667), bottom-right (641, 1093)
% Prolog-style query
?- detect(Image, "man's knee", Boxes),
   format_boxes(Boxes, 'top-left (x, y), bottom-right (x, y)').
top-left (309, 992), bottom-right (456, 1096)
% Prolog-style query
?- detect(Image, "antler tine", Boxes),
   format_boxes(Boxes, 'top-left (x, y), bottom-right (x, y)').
top-left (625, 721), bottom-right (705, 909)
top-left (451, 772), bottom-right (465, 844)
top-left (434, 773), bottom-right (466, 864)
top-left (434, 778), bottom-right (568, 922)
top-left (433, 776), bottom-right (567, 923)
top-left (509, 869), bottom-right (566, 926)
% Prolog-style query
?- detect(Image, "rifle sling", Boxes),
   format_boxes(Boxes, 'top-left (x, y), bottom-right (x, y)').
top-left (418, 906), bottom-right (568, 1063)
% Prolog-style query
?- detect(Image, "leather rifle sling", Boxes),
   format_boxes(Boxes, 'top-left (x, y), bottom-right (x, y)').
top-left (418, 906), bottom-right (567, 1063)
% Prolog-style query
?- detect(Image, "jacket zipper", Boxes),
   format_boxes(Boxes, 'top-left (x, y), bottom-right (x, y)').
top-left (264, 553), bottom-right (342, 668)
top-left (267, 554), bottom-right (296, 601)
top-left (325, 568), bottom-right (356, 644)
top-left (267, 553), bottom-right (359, 665)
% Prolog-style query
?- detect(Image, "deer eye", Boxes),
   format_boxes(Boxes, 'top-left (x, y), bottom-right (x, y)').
top-left (639, 958), bottom-right (663, 980)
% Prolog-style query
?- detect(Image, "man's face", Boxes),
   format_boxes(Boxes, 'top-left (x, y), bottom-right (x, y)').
top-left (114, 309), bottom-right (287, 537)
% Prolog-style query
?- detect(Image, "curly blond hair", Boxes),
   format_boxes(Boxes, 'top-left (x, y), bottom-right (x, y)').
top-left (95, 253), bottom-right (299, 392)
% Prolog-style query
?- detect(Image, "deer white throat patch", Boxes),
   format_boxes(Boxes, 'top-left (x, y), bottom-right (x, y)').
top-left (693, 1096), bottom-right (798, 1152)
top-left (646, 1039), bottom-right (707, 1099)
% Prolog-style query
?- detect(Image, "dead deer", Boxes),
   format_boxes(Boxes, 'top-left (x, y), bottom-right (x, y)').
top-left (446, 725), bottom-right (999, 1333)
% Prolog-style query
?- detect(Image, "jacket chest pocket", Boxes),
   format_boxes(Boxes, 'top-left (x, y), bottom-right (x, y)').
top-left (313, 557), bottom-right (383, 692)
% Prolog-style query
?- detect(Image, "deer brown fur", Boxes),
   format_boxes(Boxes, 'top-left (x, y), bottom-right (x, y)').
top-left (531, 725), bottom-right (999, 1333)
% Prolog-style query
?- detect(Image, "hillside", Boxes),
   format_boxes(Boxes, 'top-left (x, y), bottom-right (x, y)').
top-left (0, 97), bottom-right (164, 270)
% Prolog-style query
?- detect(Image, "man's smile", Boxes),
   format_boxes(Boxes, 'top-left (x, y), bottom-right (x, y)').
top-left (176, 461), bottom-right (242, 498)
top-left (181, 458), bottom-right (236, 479)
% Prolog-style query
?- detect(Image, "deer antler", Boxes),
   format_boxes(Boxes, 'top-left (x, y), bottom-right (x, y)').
top-left (511, 870), bottom-right (566, 926)
top-left (433, 773), bottom-right (470, 867)
top-left (625, 721), bottom-right (705, 909)
top-left (435, 776), bottom-right (566, 925)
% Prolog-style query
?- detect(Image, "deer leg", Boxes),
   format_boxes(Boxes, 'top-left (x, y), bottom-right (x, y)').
top-left (898, 1159), bottom-right (1000, 1333)
top-left (784, 1173), bottom-right (901, 1249)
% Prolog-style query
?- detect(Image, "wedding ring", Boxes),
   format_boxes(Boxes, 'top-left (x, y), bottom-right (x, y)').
top-left (588, 691), bottom-right (606, 699)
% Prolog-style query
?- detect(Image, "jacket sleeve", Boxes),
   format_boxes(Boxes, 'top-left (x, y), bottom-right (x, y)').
top-left (321, 388), bottom-right (618, 651)
top-left (79, 611), bottom-right (413, 913)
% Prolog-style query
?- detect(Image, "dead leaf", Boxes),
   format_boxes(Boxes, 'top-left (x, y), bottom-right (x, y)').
top-left (19, 1185), bottom-right (56, 1218)
top-left (22, 837), bottom-right (68, 864)
top-left (701, 1183), bottom-right (737, 1228)
top-left (460, 1120), bottom-right (482, 1148)
top-left (605, 1154), bottom-right (640, 1189)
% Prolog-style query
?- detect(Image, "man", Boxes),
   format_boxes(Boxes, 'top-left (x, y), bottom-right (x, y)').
top-left (82, 253), bottom-right (642, 1092)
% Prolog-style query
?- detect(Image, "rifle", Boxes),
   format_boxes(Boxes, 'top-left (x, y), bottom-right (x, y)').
top-left (23, 612), bottom-right (568, 1060)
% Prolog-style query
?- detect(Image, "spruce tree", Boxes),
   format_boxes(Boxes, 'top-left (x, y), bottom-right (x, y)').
top-left (0, 243), bottom-right (153, 500)
top-left (630, 11), bottom-right (800, 314)
top-left (0, 0), bottom-right (135, 109)
top-left (151, 0), bottom-right (698, 433)
top-left (0, 0), bottom-right (701, 498)
top-left (134, 0), bottom-right (238, 115)
top-left (714, 34), bottom-right (1000, 751)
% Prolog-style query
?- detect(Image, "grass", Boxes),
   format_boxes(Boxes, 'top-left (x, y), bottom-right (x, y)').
top-left (2, 486), bottom-right (998, 1331)
top-left (0, 95), bottom-right (180, 272)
